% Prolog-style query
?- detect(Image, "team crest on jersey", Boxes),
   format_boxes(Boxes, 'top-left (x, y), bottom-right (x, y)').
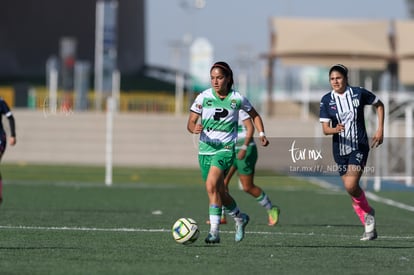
top-left (196, 103), bottom-right (202, 110)
top-left (352, 99), bottom-right (360, 108)
top-left (230, 99), bottom-right (237, 109)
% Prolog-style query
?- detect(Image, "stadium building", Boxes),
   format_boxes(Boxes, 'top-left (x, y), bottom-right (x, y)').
top-left (0, 0), bottom-right (145, 77)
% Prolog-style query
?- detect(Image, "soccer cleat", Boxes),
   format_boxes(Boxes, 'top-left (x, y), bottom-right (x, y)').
top-left (268, 206), bottom-right (280, 226)
top-left (360, 208), bottom-right (377, 241)
top-left (360, 229), bottom-right (378, 241)
top-left (204, 232), bottom-right (220, 244)
top-left (235, 213), bottom-right (249, 242)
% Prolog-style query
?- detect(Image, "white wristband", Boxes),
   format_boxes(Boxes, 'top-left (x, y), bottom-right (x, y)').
top-left (240, 144), bottom-right (248, 150)
top-left (259, 132), bottom-right (266, 137)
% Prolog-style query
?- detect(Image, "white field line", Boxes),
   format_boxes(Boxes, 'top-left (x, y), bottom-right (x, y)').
top-left (307, 177), bottom-right (414, 213)
top-left (0, 225), bottom-right (413, 240)
top-left (365, 192), bottom-right (414, 212)
top-left (3, 179), bottom-right (413, 240)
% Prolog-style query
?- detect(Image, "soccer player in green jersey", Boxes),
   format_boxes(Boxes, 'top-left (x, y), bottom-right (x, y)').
top-left (187, 61), bottom-right (269, 243)
top-left (206, 110), bottom-right (280, 226)
top-left (222, 110), bottom-right (280, 226)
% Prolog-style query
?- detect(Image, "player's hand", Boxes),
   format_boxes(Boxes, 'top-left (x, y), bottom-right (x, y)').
top-left (9, 136), bottom-right (16, 146)
top-left (193, 124), bottom-right (203, 134)
top-left (260, 136), bottom-right (269, 147)
top-left (334, 123), bottom-right (345, 134)
top-left (371, 130), bottom-right (383, 148)
top-left (237, 149), bottom-right (246, 160)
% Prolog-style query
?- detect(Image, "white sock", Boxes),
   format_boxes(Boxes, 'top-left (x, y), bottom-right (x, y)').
top-left (257, 192), bottom-right (272, 210)
top-left (209, 215), bottom-right (220, 234)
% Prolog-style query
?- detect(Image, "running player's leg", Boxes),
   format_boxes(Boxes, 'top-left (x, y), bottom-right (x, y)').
top-left (199, 155), bottom-right (221, 243)
top-left (217, 149), bottom-right (249, 242)
top-left (210, 164), bottom-right (237, 225)
top-left (204, 165), bottom-right (223, 243)
top-left (341, 151), bottom-right (376, 240)
top-left (341, 151), bottom-right (373, 222)
top-left (221, 191), bottom-right (249, 242)
top-left (223, 165), bottom-right (237, 193)
top-left (238, 145), bottom-right (280, 225)
top-left (204, 150), bottom-right (235, 243)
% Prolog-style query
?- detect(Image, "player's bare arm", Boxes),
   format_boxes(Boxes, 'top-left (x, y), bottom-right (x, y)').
top-left (187, 112), bottom-right (202, 134)
top-left (247, 108), bottom-right (269, 147)
top-left (237, 118), bottom-right (253, 160)
top-left (371, 100), bottom-right (385, 148)
top-left (322, 121), bottom-right (345, 135)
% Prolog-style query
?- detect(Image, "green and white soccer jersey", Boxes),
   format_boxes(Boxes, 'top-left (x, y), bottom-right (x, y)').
top-left (236, 110), bottom-right (256, 148)
top-left (190, 88), bottom-right (253, 155)
top-left (234, 109), bottom-right (258, 175)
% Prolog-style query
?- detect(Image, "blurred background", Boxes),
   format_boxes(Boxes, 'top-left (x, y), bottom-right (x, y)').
top-left (0, 0), bottom-right (413, 186)
top-left (1, 0), bottom-right (413, 113)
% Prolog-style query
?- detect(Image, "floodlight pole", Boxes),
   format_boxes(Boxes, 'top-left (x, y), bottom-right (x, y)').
top-left (405, 104), bottom-right (413, 186)
top-left (105, 70), bottom-right (120, 186)
top-left (48, 68), bottom-right (58, 115)
top-left (105, 96), bottom-right (115, 186)
top-left (171, 43), bottom-right (184, 116)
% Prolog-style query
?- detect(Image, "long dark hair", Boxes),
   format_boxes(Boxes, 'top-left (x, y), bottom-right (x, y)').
top-left (210, 61), bottom-right (234, 91)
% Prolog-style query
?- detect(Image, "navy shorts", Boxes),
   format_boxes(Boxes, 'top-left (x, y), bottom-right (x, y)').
top-left (334, 149), bottom-right (369, 176)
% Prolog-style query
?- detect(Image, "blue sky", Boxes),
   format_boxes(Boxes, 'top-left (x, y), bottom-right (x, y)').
top-left (146, 0), bottom-right (409, 72)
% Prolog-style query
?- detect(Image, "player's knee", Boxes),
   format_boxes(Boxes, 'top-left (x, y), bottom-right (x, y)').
top-left (345, 184), bottom-right (361, 197)
top-left (242, 184), bottom-right (256, 194)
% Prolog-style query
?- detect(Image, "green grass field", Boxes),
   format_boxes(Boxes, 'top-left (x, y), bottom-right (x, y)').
top-left (0, 164), bottom-right (413, 275)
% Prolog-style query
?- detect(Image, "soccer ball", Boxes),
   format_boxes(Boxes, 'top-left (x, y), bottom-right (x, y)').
top-left (172, 217), bottom-right (200, 244)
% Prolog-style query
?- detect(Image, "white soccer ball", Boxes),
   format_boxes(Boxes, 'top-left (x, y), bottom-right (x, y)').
top-left (172, 217), bottom-right (200, 244)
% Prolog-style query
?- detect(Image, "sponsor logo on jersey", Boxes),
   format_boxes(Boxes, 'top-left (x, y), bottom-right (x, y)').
top-left (355, 152), bottom-right (363, 163)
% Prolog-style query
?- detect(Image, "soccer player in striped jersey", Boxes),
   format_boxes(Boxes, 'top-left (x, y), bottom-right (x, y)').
top-left (0, 98), bottom-right (17, 205)
top-left (319, 64), bottom-right (384, 241)
top-left (187, 61), bottom-right (269, 243)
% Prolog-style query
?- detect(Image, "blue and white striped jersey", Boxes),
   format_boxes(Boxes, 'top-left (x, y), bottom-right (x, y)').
top-left (319, 86), bottom-right (378, 156)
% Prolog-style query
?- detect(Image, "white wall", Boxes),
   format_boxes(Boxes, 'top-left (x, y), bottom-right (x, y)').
top-left (3, 110), bottom-right (319, 168)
